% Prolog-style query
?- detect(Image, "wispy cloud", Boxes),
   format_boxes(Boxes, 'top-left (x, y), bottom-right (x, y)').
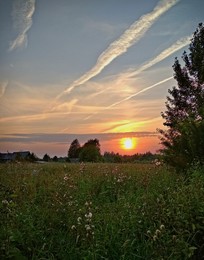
top-left (57, 0), bottom-right (179, 99)
top-left (0, 81), bottom-right (8, 98)
top-left (84, 34), bottom-right (191, 120)
top-left (84, 77), bottom-right (173, 120)
top-left (102, 117), bottom-right (162, 133)
top-left (9, 0), bottom-right (35, 51)
top-left (107, 77), bottom-right (174, 109)
top-left (124, 36), bottom-right (191, 78)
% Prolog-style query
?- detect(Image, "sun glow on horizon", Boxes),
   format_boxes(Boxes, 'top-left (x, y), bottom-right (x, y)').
top-left (121, 137), bottom-right (137, 150)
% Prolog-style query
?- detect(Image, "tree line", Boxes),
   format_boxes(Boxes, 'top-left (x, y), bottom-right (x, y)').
top-left (158, 23), bottom-right (204, 171)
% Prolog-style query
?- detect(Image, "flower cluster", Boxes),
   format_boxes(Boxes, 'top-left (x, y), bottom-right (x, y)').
top-left (147, 224), bottom-right (165, 241)
top-left (71, 201), bottom-right (94, 242)
top-left (154, 159), bottom-right (162, 167)
top-left (84, 201), bottom-right (94, 238)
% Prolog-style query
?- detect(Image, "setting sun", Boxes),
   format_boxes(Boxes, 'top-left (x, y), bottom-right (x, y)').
top-left (121, 138), bottom-right (136, 150)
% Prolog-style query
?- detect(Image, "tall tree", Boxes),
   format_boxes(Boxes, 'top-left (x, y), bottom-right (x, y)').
top-left (43, 153), bottom-right (51, 162)
top-left (79, 139), bottom-right (101, 162)
top-left (68, 139), bottom-right (81, 158)
top-left (159, 23), bottom-right (204, 170)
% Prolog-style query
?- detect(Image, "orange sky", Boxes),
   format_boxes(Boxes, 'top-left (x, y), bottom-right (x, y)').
top-left (1, 1), bottom-right (200, 157)
top-left (0, 133), bottom-right (160, 158)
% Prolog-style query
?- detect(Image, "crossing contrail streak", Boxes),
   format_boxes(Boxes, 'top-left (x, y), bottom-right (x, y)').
top-left (107, 77), bottom-right (173, 109)
top-left (124, 36), bottom-right (191, 78)
top-left (57, 0), bottom-right (179, 99)
top-left (84, 77), bottom-right (173, 120)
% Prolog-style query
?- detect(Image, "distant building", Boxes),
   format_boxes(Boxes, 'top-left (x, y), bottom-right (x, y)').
top-left (0, 151), bottom-right (31, 162)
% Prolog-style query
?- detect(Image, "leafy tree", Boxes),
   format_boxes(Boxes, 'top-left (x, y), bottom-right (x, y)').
top-left (158, 23), bottom-right (204, 170)
top-left (52, 155), bottom-right (58, 162)
top-left (43, 153), bottom-right (51, 162)
top-left (68, 139), bottom-right (81, 158)
top-left (79, 139), bottom-right (102, 162)
top-left (104, 152), bottom-right (122, 163)
top-left (28, 153), bottom-right (38, 162)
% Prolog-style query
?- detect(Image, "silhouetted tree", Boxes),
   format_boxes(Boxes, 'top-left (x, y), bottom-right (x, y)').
top-left (52, 156), bottom-right (58, 162)
top-left (158, 23), bottom-right (204, 170)
top-left (28, 153), bottom-right (38, 162)
top-left (43, 153), bottom-right (51, 162)
top-left (79, 139), bottom-right (101, 162)
top-left (68, 139), bottom-right (81, 158)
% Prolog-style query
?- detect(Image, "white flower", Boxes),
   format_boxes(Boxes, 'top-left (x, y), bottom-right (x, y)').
top-left (85, 225), bottom-right (91, 231)
top-left (160, 224), bottom-right (165, 230)
top-left (77, 217), bottom-right (82, 224)
top-left (88, 212), bottom-right (92, 218)
top-left (71, 225), bottom-right (76, 230)
top-left (2, 200), bottom-right (9, 205)
top-left (155, 229), bottom-right (161, 236)
top-left (64, 175), bottom-right (68, 181)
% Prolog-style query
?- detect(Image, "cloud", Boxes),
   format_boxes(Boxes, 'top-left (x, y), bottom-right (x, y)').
top-left (0, 81), bottom-right (8, 98)
top-left (50, 99), bottom-right (78, 113)
top-left (57, 0), bottom-right (179, 99)
top-left (84, 77), bottom-right (173, 120)
top-left (124, 36), bottom-right (191, 78)
top-left (9, 0), bottom-right (35, 51)
top-left (102, 117), bottom-right (162, 133)
top-left (107, 77), bottom-right (173, 108)
top-left (83, 34), bottom-right (191, 120)
top-left (0, 132), bottom-right (158, 144)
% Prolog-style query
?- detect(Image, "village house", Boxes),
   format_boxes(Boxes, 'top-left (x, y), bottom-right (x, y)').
top-left (0, 151), bottom-right (31, 162)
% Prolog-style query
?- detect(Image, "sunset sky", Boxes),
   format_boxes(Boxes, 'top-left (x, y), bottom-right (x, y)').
top-left (0, 0), bottom-right (204, 157)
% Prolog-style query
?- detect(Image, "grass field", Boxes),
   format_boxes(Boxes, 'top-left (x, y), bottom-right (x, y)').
top-left (0, 162), bottom-right (204, 259)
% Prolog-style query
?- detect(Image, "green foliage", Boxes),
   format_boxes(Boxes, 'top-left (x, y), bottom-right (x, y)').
top-left (159, 23), bottom-right (204, 170)
top-left (43, 153), bottom-right (51, 162)
top-left (52, 155), bottom-right (58, 162)
top-left (68, 139), bottom-right (81, 158)
top-left (28, 152), bottom-right (38, 162)
top-left (79, 139), bottom-right (102, 162)
top-left (0, 163), bottom-right (204, 259)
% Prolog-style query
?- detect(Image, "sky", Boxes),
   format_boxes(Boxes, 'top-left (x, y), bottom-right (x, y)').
top-left (0, 0), bottom-right (204, 158)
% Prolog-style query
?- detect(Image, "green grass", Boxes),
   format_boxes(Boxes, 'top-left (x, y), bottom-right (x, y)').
top-left (0, 162), bottom-right (204, 259)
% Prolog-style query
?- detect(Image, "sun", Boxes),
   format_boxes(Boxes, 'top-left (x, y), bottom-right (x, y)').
top-left (121, 138), bottom-right (136, 150)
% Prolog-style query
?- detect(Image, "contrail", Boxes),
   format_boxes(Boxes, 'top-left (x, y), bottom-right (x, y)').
top-left (9, 0), bottom-right (35, 51)
top-left (125, 36), bottom-right (191, 78)
top-left (57, 0), bottom-right (179, 99)
top-left (106, 77), bottom-right (173, 109)
top-left (0, 81), bottom-right (8, 98)
top-left (84, 34), bottom-right (191, 120)
top-left (84, 77), bottom-right (173, 120)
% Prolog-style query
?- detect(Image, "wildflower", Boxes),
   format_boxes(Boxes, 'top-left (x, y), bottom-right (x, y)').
top-left (2, 200), bottom-right (9, 205)
top-left (85, 224), bottom-right (91, 231)
top-left (71, 225), bottom-right (76, 230)
top-left (153, 235), bottom-right (157, 241)
top-left (155, 229), bottom-right (161, 236)
top-left (160, 224), bottom-right (165, 230)
top-left (64, 175), bottom-right (68, 181)
top-left (77, 217), bottom-right (82, 224)
top-left (147, 230), bottom-right (151, 236)
top-left (87, 212), bottom-right (92, 218)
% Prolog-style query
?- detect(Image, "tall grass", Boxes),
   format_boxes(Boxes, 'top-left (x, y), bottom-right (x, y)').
top-left (0, 163), bottom-right (204, 259)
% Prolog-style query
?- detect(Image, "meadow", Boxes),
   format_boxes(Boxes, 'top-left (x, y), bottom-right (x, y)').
top-left (0, 162), bottom-right (204, 259)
